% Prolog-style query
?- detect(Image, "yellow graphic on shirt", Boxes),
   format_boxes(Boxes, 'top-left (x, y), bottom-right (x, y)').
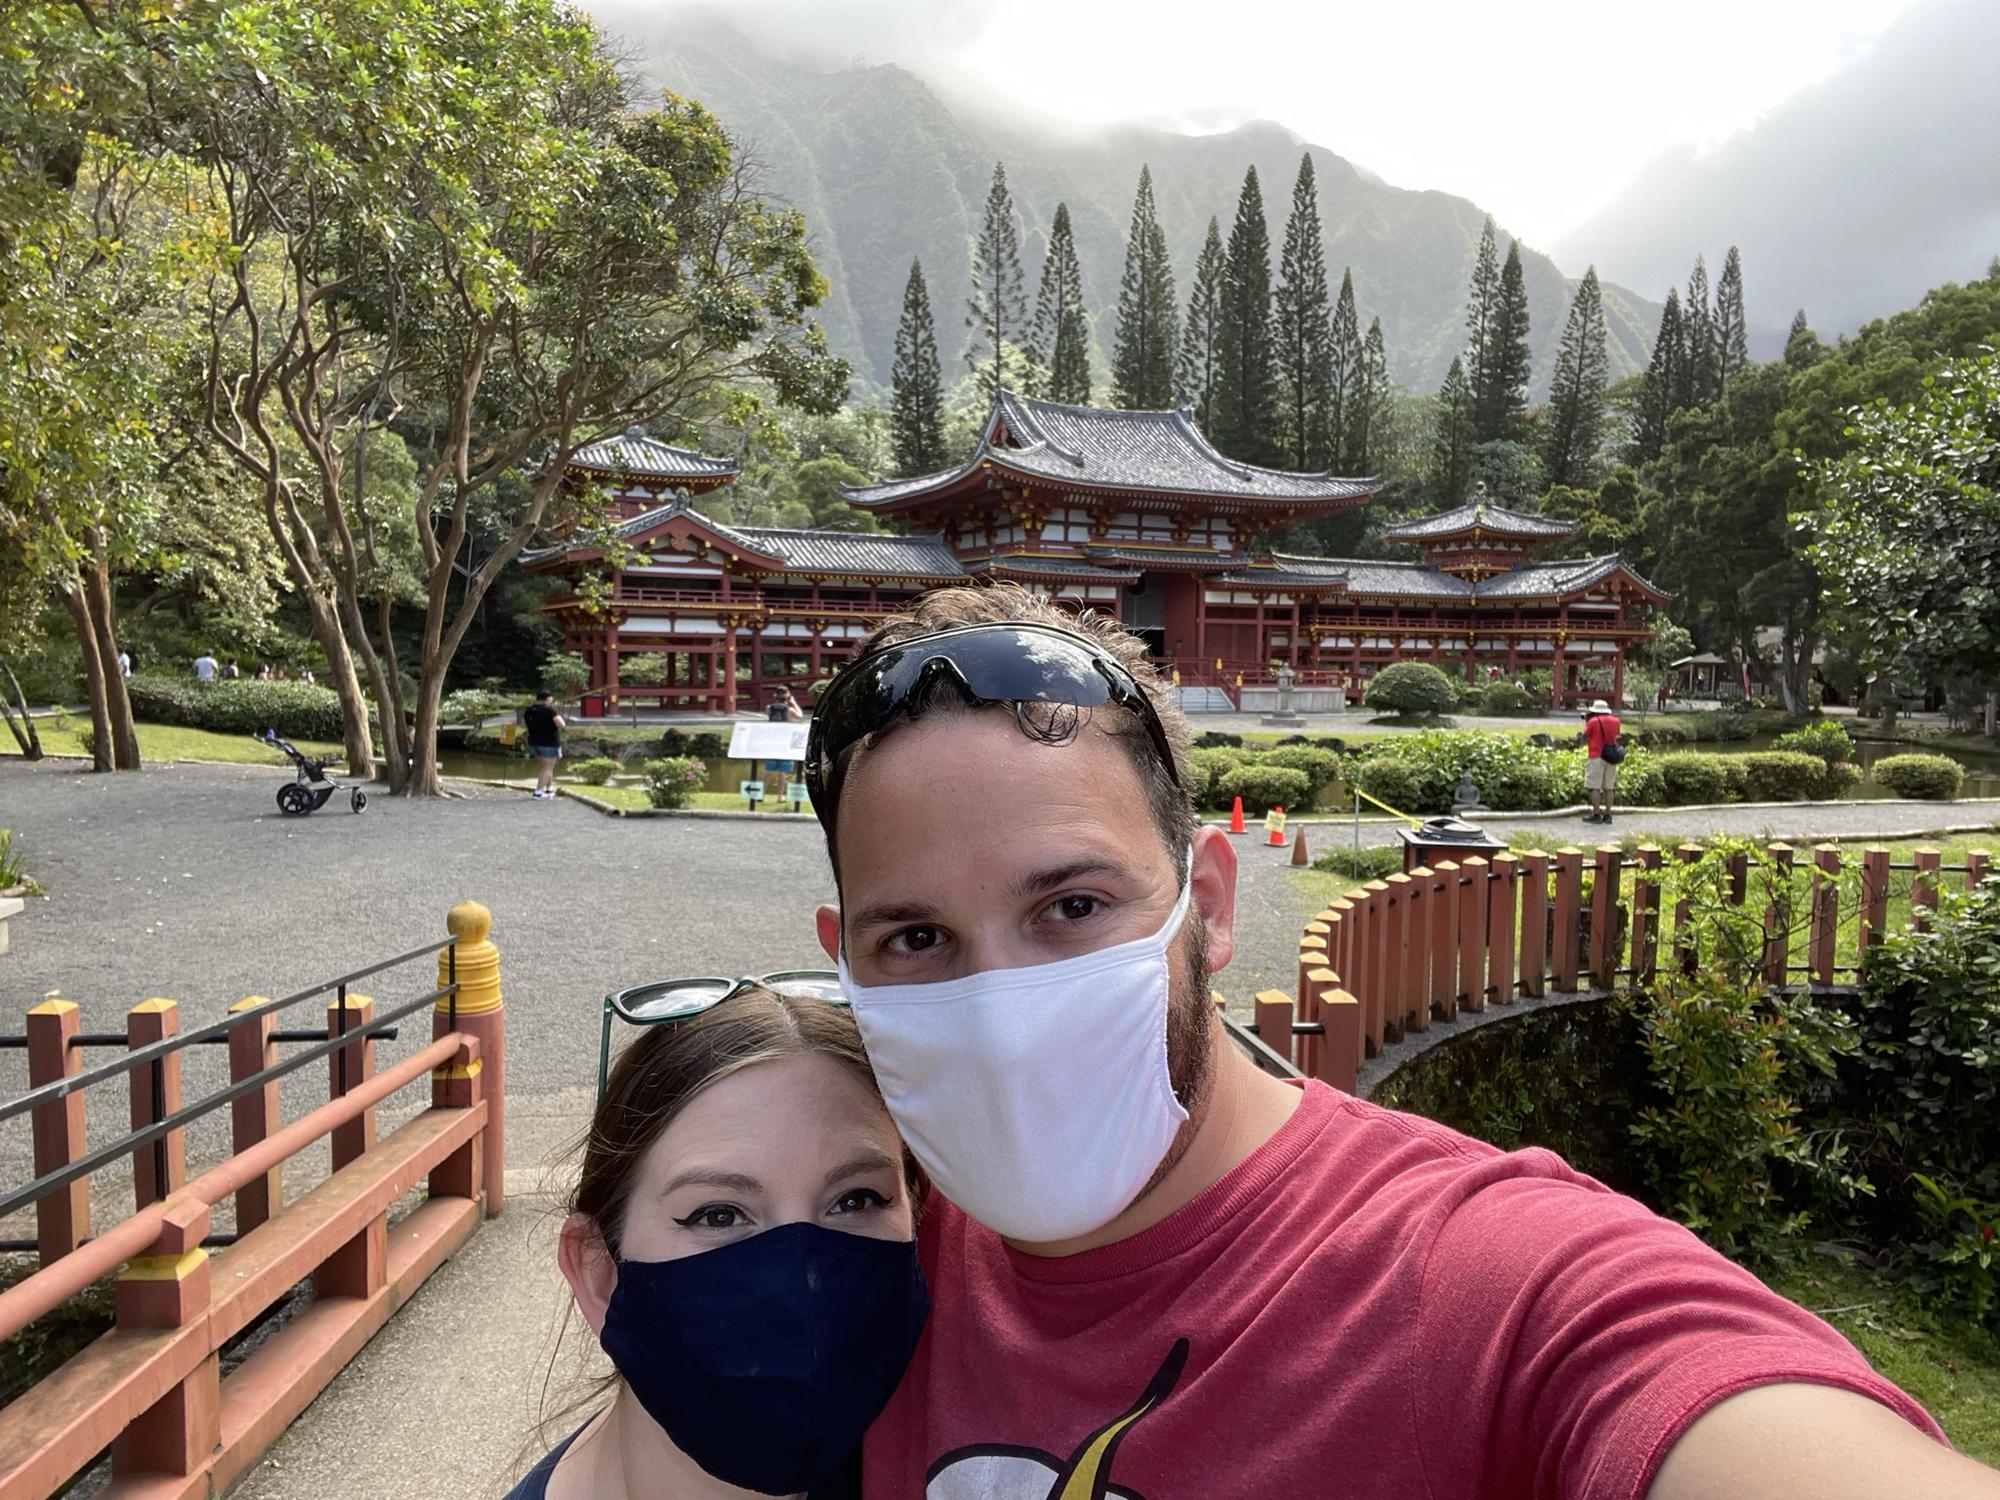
top-left (925, 1339), bottom-right (1189, 1500)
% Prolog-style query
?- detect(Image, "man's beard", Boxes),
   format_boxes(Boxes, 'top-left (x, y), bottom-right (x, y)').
top-left (1129, 902), bottom-right (1217, 1207)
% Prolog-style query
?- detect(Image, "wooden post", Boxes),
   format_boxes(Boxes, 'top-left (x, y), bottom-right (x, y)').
top-left (1254, 992), bottom-right (1293, 1062)
top-left (318, 992), bottom-right (385, 1301)
top-left (1673, 844), bottom-right (1702, 973)
top-left (1629, 846), bottom-right (1663, 983)
top-left (25, 998), bottom-right (90, 1266)
top-left (1487, 853), bottom-right (1519, 1005)
top-left (1381, 875), bottom-right (1412, 1042)
top-left (1552, 849), bottom-right (1584, 993)
top-left (1318, 989), bottom-right (1363, 1095)
top-left (127, 999), bottom-right (185, 1211)
top-left (1809, 845), bottom-right (1840, 986)
top-left (436, 900), bottom-right (506, 1215)
top-left (1912, 846), bottom-right (1941, 930)
top-left (112, 1197), bottom-right (219, 1483)
top-left (1429, 862), bottom-right (1459, 1025)
top-left (1968, 849), bottom-right (1991, 890)
top-left (227, 997), bottom-right (282, 1236)
top-left (1518, 851), bottom-right (1550, 998)
top-left (1762, 843), bottom-right (1794, 987)
top-left (1458, 857), bottom-right (1488, 1013)
top-left (1358, 885), bottom-right (1388, 1055)
top-left (1404, 869), bottom-right (1432, 1034)
top-left (1857, 846), bottom-right (1891, 965)
top-left (1725, 849), bottom-right (1749, 908)
top-left (1589, 845), bottom-right (1622, 988)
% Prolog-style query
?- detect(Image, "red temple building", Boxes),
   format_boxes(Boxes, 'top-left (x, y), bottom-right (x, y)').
top-left (523, 395), bottom-right (1665, 713)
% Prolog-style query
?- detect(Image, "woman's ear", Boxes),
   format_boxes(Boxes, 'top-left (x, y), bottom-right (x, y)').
top-left (558, 1212), bottom-right (618, 1337)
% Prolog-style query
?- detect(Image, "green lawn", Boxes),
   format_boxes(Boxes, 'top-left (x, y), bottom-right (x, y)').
top-left (6, 719), bottom-right (345, 768)
top-left (1760, 1256), bottom-right (2000, 1465)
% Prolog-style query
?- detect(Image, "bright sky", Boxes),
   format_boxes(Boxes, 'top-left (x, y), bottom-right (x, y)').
top-left (668, 0), bottom-right (1924, 246)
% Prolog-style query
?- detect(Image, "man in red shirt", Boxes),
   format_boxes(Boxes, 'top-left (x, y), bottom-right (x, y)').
top-left (805, 588), bottom-right (1994, 1500)
top-left (1584, 696), bottom-right (1622, 825)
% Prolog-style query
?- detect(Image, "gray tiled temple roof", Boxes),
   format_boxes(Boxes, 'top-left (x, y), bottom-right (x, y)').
top-left (968, 555), bottom-right (1142, 583)
top-left (1216, 551), bottom-right (1664, 601)
top-left (1473, 554), bottom-right (1663, 599)
top-left (569, 427), bottom-right (740, 481)
top-left (1322, 559), bottom-right (1475, 599)
top-left (1084, 545), bottom-right (1245, 569)
top-left (724, 525), bottom-right (965, 579)
top-left (1381, 486), bottom-right (1577, 542)
top-left (844, 392), bottom-right (1376, 506)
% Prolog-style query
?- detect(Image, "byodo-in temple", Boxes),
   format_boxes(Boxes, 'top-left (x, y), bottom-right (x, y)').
top-left (522, 392), bottom-right (1667, 714)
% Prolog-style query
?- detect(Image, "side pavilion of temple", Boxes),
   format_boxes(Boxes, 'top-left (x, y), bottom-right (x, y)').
top-left (522, 392), bottom-right (1665, 714)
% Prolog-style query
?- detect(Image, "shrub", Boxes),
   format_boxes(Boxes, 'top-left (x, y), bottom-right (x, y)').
top-left (439, 688), bottom-right (522, 725)
top-left (1477, 680), bottom-right (1543, 716)
top-left (639, 756), bottom-right (707, 809)
top-left (1363, 662), bottom-right (1460, 719)
top-left (1657, 753), bottom-right (1734, 805)
top-left (1772, 720), bottom-right (1854, 767)
top-left (1871, 752), bottom-right (1964, 800)
top-left (1364, 729), bottom-right (1568, 813)
top-left (658, 728), bottom-right (729, 759)
top-left (1632, 717), bottom-right (1696, 747)
top-left (1688, 709), bottom-right (1756, 743)
top-left (1814, 761), bottom-right (1862, 800)
top-left (1256, 745), bottom-right (1342, 801)
top-left (569, 757), bottom-right (620, 786)
top-left (1187, 745), bottom-right (1252, 806)
top-left (1310, 843), bottom-right (1403, 882)
top-left (124, 674), bottom-right (344, 740)
top-left (1350, 757), bottom-right (1432, 816)
top-left (1733, 750), bottom-right (1827, 801)
top-left (1216, 763), bottom-right (1311, 816)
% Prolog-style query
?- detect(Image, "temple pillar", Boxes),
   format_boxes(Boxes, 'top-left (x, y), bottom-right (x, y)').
top-left (604, 633), bottom-right (621, 709)
top-left (1289, 599), bottom-right (1301, 668)
top-left (723, 630), bottom-right (739, 714)
top-left (1613, 648), bottom-right (1626, 710)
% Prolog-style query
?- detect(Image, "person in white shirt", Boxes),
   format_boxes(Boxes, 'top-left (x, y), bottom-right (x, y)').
top-left (193, 653), bottom-right (218, 681)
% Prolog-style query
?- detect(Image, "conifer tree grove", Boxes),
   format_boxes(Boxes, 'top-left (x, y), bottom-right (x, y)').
top-left (1177, 215), bottom-right (1226, 432)
top-left (1431, 355), bottom-right (1474, 501)
top-left (1683, 254), bottom-right (1719, 405)
top-left (1474, 240), bottom-right (1532, 441)
top-left (1029, 202), bottom-right (1091, 403)
top-left (1272, 153), bottom-right (1333, 469)
top-left (1346, 317), bottom-right (1392, 474)
top-left (1541, 267), bottom-right (1609, 490)
top-left (1715, 245), bottom-right (1749, 387)
top-left (965, 160), bottom-right (1027, 397)
top-left (1328, 269), bottom-right (1362, 466)
top-left (1211, 166), bottom-right (1280, 465)
top-left (1110, 165), bottom-right (1179, 408)
top-left (891, 258), bottom-right (948, 477)
top-left (1462, 216), bottom-right (1501, 424)
top-left (1632, 287), bottom-right (1685, 462)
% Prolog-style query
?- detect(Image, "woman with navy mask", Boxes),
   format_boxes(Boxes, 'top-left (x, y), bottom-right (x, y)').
top-left (507, 977), bottom-right (928, 1500)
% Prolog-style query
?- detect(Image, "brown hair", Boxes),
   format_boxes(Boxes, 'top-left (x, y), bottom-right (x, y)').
top-left (826, 583), bottom-right (1198, 879)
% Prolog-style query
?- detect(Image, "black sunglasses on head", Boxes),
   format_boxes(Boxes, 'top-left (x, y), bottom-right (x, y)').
top-left (597, 971), bottom-right (844, 1095)
top-left (803, 622), bottom-right (1183, 832)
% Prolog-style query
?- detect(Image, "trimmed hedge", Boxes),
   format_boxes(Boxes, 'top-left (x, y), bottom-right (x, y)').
top-left (125, 675), bottom-right (343, 740)
top-left (1255, 744), bottom-right (1343, 799)
top-left (1872, 753), bottom-right (1964, 800)
top-left (1476, 681), bottom-right (1544, 716)
top-left (1772, 720), bottom-right (1855, 767)
top-left (1657, 752), bottom-right (1734, 805)
top-left (1217, 763), bottom-right (1311, 816)
top-left (1350, 758), bottom-right (1431, 815)
top-left (1733, 750), bottom-right (1828, 802)
top-left (569, 757), bottom-right (620, 786)
top-left (1363, 662), bottom-right (1460, 718)
top-left (640, 757), bottom-right (707, 809)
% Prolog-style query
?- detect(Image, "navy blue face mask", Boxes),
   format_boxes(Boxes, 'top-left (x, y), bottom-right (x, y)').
top-left (599, 1220), bottom-right (929, 1497)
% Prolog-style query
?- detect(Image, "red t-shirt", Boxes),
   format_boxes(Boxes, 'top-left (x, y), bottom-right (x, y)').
top-left (866, 1082), bottom-right (1940, 1500)
top-left (1586, 712), bottom-right (1622, 758)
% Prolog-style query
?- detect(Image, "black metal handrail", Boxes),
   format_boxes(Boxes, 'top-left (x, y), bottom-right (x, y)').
top-left (0, 934), bottom-right (454, 1128)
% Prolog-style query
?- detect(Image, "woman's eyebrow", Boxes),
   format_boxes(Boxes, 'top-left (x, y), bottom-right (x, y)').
top-left (822, 1150), bottom-right (897, 1189)
top-left (660, 1168), bottom-right (762, 1198)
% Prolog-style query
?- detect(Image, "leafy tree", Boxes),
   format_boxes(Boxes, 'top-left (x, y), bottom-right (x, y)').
top-left (1110, 166), bottom-right (1178, 408)
top-left (1346, 317), bottom-right (1394, 474)
top-left (1029, 203), bottom-right (1091, 403)
top-left (1684, 255), bottom-right (1720, 405)
top-left (1632, 288), bottom-right (1686, 462)
top-left (966, 161), bottom-right (1027, 397)
top-left (1211, 167), bottom-right (1279, 465)
top-left (1272, 154), bottom-right (1333, 469)
top-left (1470, 439), bottom-right (1544, 504)
top-left (892, 259), bottom-right (949, 476)
top-left (1463, 216), bottom-right (1501, 430)
top-left (1543, 267), bottom-right (1610, 489)
top-left (1177, 215), bottom-right (1226, 430)
top-left (1430, 356), bottom-right (1475, 502)
top-left (1475, 241), bottom-right (1532, 441)
top-left (1716, 246), bottom-right (1750, 387)
top-left (1543, 466), bottom-right (1643, 557)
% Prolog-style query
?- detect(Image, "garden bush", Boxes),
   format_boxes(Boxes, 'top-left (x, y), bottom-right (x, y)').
top-left (639, 757), bottom-right (707, 809)
top-left (1363, 729), bottom-right (1569, 813)
top-left (439, 688), bottom-right (522, 725)
top-left (1814, 760), bottom-right (1862, 800)
top-left (1349, 757), bottom-right (1433, 816)
top-left (1255, 745), bottom-right (1343, 800)
top-left (1733, 750), bottom-right (1828, 801)
top-left (1216, 763), bottom-right (1311, 816)
top-left (1363, 662), bottom-right (1459, 719)
top-left (569, 757), bottom-right (620, 786)
top-left (1187, 746), bottom-right (1252, 806)
top-left (1310, 843), bottom-right (1403, 882)
top-left (1688, 709), bottom-right (1757, 743)
top-left (1657, 752), bottom-right (1735, 805)
top-left (124, 674), bottom-right (344, 740)
top-left (658, 729), bottom-right (730, 759)
top-left (1772, 720), bottom-right (1855, 766)
top-left (1872, 752), bottom-right (1964, 800)
top-left (1631, 717), bottom-right (1696, 746)
top-left (1476, 680), bottom-right (1543, 716)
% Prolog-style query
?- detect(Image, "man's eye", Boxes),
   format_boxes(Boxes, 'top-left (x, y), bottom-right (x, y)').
top-left (886, 925), bottom-right (943, 954)
top-left (673, 1204), bottom-right (746, 1230)
top-left (1047, 894), bottom-right (1103, 922)
top-left (830, 1187), bottom-right (890, 1216)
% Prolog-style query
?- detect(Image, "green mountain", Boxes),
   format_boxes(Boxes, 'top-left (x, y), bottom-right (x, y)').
top-left (619, 16), bottom-right (1660, 404)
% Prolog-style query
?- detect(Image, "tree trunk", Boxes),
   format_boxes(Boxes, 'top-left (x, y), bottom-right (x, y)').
top-left (60, 586), bottom-right (113, 772)
top-left (0, 659), bottom-right (44, 759)
top-left (402, 665), bottom-right (447, 797)
top-left (83, 548), bottom-right (141, 769)
top-left (330, 575), bottom-right (407, 792)
top-left (297, 587), bottom-right (377, 780)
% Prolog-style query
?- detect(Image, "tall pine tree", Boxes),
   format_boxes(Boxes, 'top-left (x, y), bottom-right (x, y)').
top-left (1110, 165), bottom-right (1179, 408)
top-left (1715, 245), bottom-right (1749, 387)
top-left (1211, 166), bottom-right (1279, 466)
top-left (1176, 215), bottom-right (1225, 431)
top-left (1541, 267), bottom-right (1609, 490)
top-left (1474, 240), bottom-right (1531, 441)
top-left (965, 161), bottom-right (1027, 398)
top-left (1683, 254), bottom-right (1719, 404)
top-left (1462, 216), bottom-right (1501, 425)
top-left (1272, 153), bottom-right (1333, 469)
top-left (1431, 355), bottom-right (1474, 501)
top-left (891, 259), bottom-right (948, 477)
top-left (1346, 316), bottom-right (1392, 474)
top-left (1632, 287), bottom-right (1685, 462)
top-left (1328, 269), bottom-right (1362, 467)
top-left (1029, 202), bottom-right (1091, 403)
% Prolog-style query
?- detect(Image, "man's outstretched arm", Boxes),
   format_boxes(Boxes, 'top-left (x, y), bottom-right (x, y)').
top-left (1652, 1383), bottom-right (2000, 1499)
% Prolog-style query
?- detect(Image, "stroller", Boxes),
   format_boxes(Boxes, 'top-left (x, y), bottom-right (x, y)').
top-left (255, 728), bottom-right (368, 816)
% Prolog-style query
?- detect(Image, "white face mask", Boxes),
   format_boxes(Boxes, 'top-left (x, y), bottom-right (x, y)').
top-left (837, 868), bottom-right (1195, 1244)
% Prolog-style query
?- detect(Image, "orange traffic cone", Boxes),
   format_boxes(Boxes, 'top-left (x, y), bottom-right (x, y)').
top-left (1291, 826), bottom-right (1310, 866)
top-left (1228, 796), bottom-right (1247, 835)
top-left (1264, 806), bottom-right (1288, 846)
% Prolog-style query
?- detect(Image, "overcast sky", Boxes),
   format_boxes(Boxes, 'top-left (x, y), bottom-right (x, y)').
top-left (628, 0), bottom-right (1924, 247)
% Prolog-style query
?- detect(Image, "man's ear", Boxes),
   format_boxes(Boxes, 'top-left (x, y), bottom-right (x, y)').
top-left (815, 903), bottom-right (841, 963)
top-left (558, 1212), bottom-right (618, 1337)
top-left (1190, 825), bottom-right (1236, 973)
